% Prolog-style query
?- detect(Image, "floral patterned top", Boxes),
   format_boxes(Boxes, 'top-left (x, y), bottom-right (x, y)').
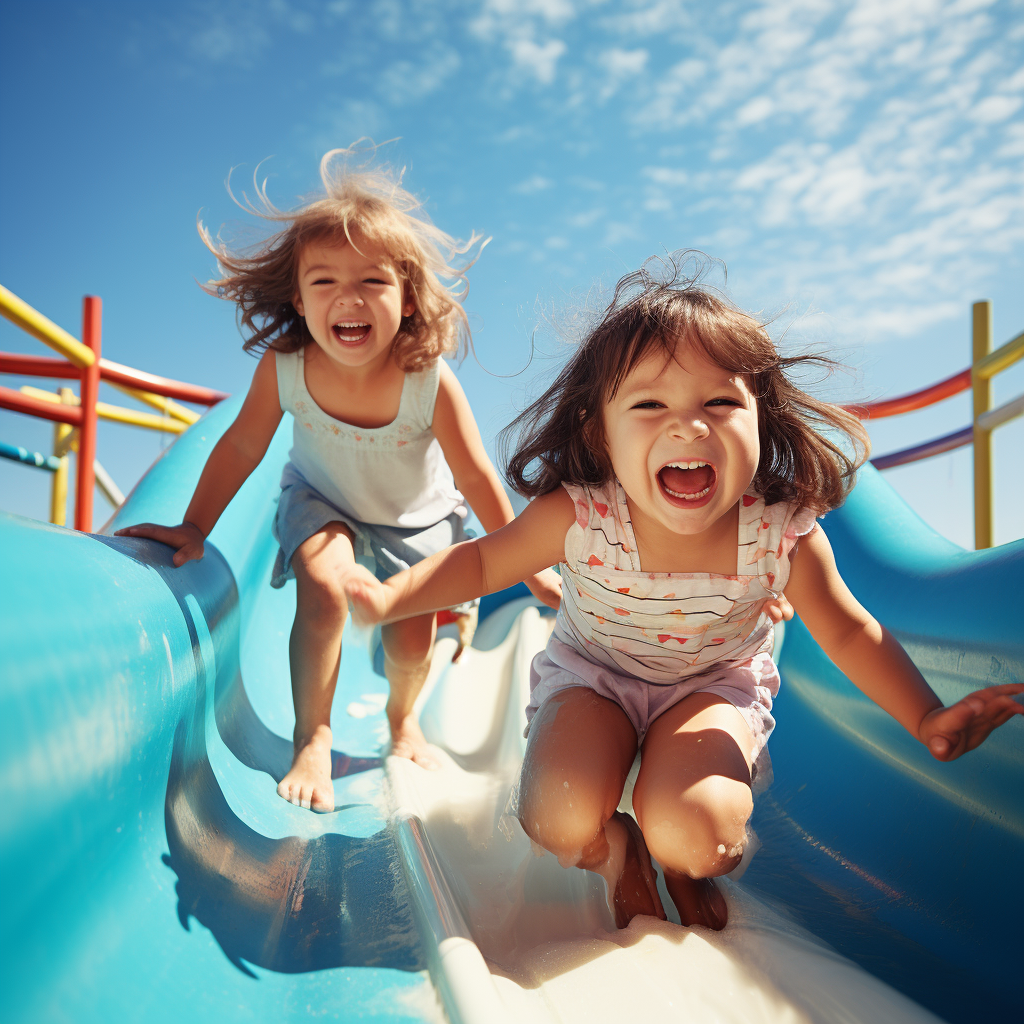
top-left (554, 479), bottom-right (817, 684)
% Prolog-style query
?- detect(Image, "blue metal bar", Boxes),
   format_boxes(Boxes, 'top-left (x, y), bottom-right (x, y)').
top-left (870, 425), bottom-right (973, 470)
top-left (0, 439), bottom-right (61, 472)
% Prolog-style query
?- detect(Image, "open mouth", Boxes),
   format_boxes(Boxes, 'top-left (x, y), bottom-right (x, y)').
top-left (657, 461), bottom-right (717, 506)
top-left (332, 321), bottom-right (371, 343)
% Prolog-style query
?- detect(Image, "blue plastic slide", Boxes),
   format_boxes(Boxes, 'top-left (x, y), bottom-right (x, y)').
top-left (1, 397), bottom-right (1020, 1023)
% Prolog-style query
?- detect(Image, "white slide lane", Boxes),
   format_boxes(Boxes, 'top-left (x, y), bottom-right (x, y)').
top-left (387, 599), bottom-right (945, 1024)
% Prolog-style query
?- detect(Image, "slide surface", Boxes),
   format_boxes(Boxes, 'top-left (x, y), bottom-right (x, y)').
top-left (1, 398), bottom-right (1020, 1024)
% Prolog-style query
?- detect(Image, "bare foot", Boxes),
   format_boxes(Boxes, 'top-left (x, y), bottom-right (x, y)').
top-left (277, 724), bottom-right (335, 812)
top-left (664, 871), bottom-right (728, 930)
top-left (388, 713), bottom-right (441, 770)
top-left (583, 811), bottom-right (666, 928)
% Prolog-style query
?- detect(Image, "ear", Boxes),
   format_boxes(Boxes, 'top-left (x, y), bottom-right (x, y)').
top-left (293, 292), bottom-right (305, 317)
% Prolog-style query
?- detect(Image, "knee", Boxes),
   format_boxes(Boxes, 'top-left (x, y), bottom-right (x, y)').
top-left (383, 621), bottom-right (434, 672)
top-left (517, 775), bottom-right (608, 863)
top-left (297, 574), bottom-right (348, 629)
top-left (636, 776), bottom-right (752, 879)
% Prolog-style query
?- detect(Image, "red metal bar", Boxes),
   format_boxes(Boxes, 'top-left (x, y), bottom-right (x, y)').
top-left (0, 384), bottom-right (84, 425)
top-left (0, 351), bottom-right (228, 405)
top-left (75, 297), bottom-right (102, 532)
top-left (0, 352), bottom-right (80, 380)
top-left (99, 357), bottom-right (228, 406)
top-left (845, 368), bottom-right (971, 420)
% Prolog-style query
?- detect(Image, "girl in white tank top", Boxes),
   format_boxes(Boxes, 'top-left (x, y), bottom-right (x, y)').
top-left (118, 150), bottom-right (562, 816)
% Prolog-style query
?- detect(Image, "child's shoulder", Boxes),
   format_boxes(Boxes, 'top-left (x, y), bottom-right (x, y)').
top-left (759, 495), bottom-right (818, 540)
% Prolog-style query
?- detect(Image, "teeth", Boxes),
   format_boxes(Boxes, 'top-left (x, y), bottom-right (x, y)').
top-left (334, 321), bottom-right (369, 327)
top-left (663, 484), bottom-right (711, 500)
top-left (665, 460), bottom-right (708, 470)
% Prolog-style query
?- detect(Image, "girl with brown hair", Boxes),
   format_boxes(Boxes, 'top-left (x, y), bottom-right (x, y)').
top-left (118, 149), bottom-right (561, 812)
top-left (343, 254), bottom-right (1023, 929)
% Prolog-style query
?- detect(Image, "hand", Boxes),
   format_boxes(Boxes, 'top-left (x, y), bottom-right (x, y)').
top-left (115, 521), bottom-right (206, 567)
top-left (343, 565), bottom-right (391, 627)
top-left (526, 568), bottom-right (562, 611)
top-left (763, 592), bottom-right (794, 624)
top-left (918, 683), bottom-right (1024, 760)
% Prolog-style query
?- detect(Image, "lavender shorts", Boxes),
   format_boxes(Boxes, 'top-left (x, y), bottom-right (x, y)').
top-left (526, 634), bottom-right (779, 787)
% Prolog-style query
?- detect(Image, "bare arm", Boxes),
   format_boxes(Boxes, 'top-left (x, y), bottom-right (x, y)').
top-left (432, 362), bottom-right (561, 609)
top-left (116, 351), bottom-right (283, 564)
top-left (786, 524), bottom-right (1023, 759)
top-left (346, 487), bottom-right (574, 625)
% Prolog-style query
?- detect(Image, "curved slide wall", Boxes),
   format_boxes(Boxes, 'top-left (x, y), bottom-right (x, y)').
top-left (1, 400), bottom-right (1021, 1023)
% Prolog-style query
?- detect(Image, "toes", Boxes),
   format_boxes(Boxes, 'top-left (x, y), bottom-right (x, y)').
top-left (311, 787), bottom-right (335, 813)
top-left (412, 748), bottom-right (441, 770)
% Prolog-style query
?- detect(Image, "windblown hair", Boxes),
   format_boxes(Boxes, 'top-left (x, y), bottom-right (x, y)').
top-left (200, 145), bottom-right (485, 371)
top-left (501, 253), bottom-right (870, 515)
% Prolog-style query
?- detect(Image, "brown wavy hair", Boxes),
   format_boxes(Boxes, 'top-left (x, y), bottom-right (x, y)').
top-left (501, 253), bottom-right (870, 515)
top-left (199, 145), bottom-right (486, 371)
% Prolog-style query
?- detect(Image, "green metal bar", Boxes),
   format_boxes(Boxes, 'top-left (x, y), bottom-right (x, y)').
top-left (974, 328), bottom-right (1024, 381)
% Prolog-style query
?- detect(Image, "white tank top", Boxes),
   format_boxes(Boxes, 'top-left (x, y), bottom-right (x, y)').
top-left (555, 479), bottom-right (816, 684)
top-left (275, 348), bottom-right (465, 528)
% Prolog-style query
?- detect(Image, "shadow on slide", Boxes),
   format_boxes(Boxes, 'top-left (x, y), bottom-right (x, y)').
top-left (1, 396), bottom-right (1020, 1023)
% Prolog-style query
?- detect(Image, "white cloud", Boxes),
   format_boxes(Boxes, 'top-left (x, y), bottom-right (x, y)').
top-left (600, 47), bottom-right (648, 77)
top-left (508, 38), bottom-right (568, 84)
top-left (514, 175), bottom-right (555, 194)
top-left (972, 94), bottom-right (1023, 122)
top-left (736, 96), bottom-right (775, 126)
top-left (378, 47), bottom-right (461, 104)
top-left (643, 167), bottom-right (689, 187)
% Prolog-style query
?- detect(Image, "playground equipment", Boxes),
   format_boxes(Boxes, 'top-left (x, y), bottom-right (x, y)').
top-left (1, 290), bottom-right (1022, 1024)
top-left (0, 285), bottom-right (227, 528)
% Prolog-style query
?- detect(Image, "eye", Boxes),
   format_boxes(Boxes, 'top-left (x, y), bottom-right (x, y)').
top-left (706, 397), bottom-right (742, 408)
top-left (311, 277), bottom-right (333, 286)
top-left (364, 277), bottom-right (389, 285)
top-left (631, 400), bottom-right (664, 410)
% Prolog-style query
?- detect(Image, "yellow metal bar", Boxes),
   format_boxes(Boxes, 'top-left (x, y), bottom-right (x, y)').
top-left (1, 283), bottom-right (201, 422)
top-left (20, 385), bottom-right (186, 434)
top-left (974, 328), bottom-right (1024, 381)
top-left (49, 388), bottom-right (75, 525)
top-left (972, 301), bottom-right (993, 550)
top-left (109, 382), bottom-right (200, 424)
top-left (0, 283), bottom-right (95, 368)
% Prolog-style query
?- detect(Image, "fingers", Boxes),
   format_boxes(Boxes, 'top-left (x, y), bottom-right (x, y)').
top-left (342, 579), bottom-right (383, 625)
top-left (763, 594), bottom-right (794, 624)
top-left (115, 522), bottom-right (165, 540)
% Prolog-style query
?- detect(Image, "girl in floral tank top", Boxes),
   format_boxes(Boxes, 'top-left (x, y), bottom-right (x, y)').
top-left (345, 256), bottom-right (1024, 933)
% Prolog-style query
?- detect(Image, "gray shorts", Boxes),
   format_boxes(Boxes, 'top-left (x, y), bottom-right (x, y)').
top-left (270, 478), bottom-right (475, 606)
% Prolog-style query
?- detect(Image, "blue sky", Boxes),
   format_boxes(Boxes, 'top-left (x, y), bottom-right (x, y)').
top-left (2, 0), bottom-right (1022, 545)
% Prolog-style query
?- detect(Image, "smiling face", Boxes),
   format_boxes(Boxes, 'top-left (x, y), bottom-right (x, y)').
top-left (292, 234), bottom-right (414, 372)
top-left (602, 339), bottom-right (760, 547)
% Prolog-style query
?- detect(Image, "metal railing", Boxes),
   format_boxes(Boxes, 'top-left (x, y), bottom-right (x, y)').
top-left (852, 300), bottom-right (1023, 549)
top-left (1, 285), bottom-right (227, 531)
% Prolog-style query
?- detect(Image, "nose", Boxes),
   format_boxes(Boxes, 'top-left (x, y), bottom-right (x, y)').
top-left (334, 284), bottom-right (363, 307)
top-left (668, 409), bottom-right (710, 443)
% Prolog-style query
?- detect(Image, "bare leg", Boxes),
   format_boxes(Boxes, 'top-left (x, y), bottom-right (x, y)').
top-left (518, 687), bottom-right (665, 927)
top-left (633, 692), bottom-right (757, 930)
top-left (382, 612), bottom-right (439, 768)
top-left (277, 523), bottom-right (357, 812)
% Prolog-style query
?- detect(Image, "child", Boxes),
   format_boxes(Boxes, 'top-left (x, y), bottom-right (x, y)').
top-left (117, 149), bottom-right (561, 813)
top-left (344, 257), bottom-right (1024, 930)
